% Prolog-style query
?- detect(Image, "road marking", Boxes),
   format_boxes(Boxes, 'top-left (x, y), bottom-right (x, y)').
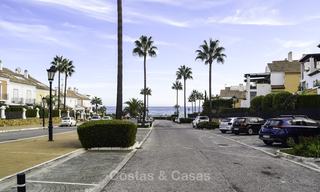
top-left (27, 180), bottom-right (97, 187)
top-left (0, 130), bottom-right (76, 144)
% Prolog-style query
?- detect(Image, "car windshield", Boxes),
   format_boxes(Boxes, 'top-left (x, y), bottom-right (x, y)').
top-left (267, 120), bottom-right (282, 126)
top-left (199, 117), bottom-right (208, 120)
top-left (62, 117), bottom-right (70, 120)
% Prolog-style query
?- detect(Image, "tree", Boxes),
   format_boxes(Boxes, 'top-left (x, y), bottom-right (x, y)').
top-left (133, 35), bottom-right (157, 124)
top-left (116, 0), bottom-right (123, 120)
top-left (188, 93), bottom-right (195, 113)
top-left (98, 106), bottom-right (107, 116)
top-left (171, 81), bottom-right (182, 116)
top-left (196, 92), bottom-right (204, 113)
top-left (191, 90), bottom-right (198, 113)
top-left (61, 59), bottom-right (75, 110)
top-left (124, 98), bottom-right (144, 117)
top-left (91, 97), bottom-right (102, 114)
top-left (196, 39), bottom-right (226, 121)
top-left (51, 55), bottom-right (65, 111)
top-left (140, 87), bottom-right (152, 113)
top-left (176, 65), bottom-right (193, 118)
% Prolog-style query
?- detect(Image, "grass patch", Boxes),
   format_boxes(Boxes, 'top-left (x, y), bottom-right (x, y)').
top-left (281, 136), bottom-right (320, 158)
top-left (196, 121), bottom-right (220, 129)
top-left (0, 131), bottom-right (80, 179)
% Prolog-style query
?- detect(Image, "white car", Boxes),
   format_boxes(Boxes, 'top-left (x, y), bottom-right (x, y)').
top-left (102, 116), bottom-right (112, 120)
top-left (60, 117), bottom-right (77, 127)
top-left (91, 116), bottom-right (101, 121)
top-left (192, 116), bottom-right (209, 128)
top-left (219, 117), bottom-right (238, 133)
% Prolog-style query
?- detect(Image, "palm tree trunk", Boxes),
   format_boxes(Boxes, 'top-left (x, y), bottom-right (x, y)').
top-left (116, 0), bottom-right (123, 119)
top-left (194, 100), bottom-right (197, 114)
top-left (209, 62), bottom-right (212, 121)
top-left (96, 103), bottom-right (98, 114)
top-left (57, 71), bottom-right (60, 111)
top-left (184, 79), bottom-right (186, 118)
top-left (143, 55), bottom-right (147, 125)
top-left (64, 74), bottom-right (67, 110)
top-left (176, 89), bottom-right (178, 115)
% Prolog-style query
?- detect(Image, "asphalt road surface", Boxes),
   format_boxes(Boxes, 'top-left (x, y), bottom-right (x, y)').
top-left (0, 127), bottom-right (76, 142)
top-left (103, 120), bottom-right (320, 192)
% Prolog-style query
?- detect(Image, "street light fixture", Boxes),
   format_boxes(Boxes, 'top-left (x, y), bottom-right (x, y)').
top-left (47, 66), bottom-right (57, 141)
top-left (42, 97), bottom-right (46, 128)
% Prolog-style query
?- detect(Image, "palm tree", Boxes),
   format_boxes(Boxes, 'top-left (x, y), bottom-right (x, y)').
top-left (91, 97), bottom-right (102, 114)
top-left (191, 90), bottom-right (198, 113)
top-left (188, 94), bottom-right (195, 113)
top-left (140, 87), bottom-right (152, 114)
top-left (116, 0), bottom-right (123, 120)
top-left (171, 81), bottom-right (182, 116)
top-left (51, 55), bottom-right (65, 111)
top-left (124, 98), bottom-right (144, 117)
top-left (196, 92), bottom-right (204, 113)
top-left (176, 65), bottom-right (193, 118)
top-left (133, 35), bottom-right (157, 125)
top-left (62, 59), bottom-right (75, 110)
top-left (196, 39), bottom-right (226, 121)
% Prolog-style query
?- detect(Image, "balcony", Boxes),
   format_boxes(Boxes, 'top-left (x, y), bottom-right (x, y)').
top-left (12, 98), bottom-right (24, 104)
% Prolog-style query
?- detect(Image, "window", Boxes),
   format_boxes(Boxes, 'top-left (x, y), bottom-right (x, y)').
top-left (13, 89), bottom-right (18, 98)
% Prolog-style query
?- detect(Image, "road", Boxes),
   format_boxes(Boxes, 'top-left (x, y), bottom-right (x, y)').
top-left (103, 120), bottom-right (320, 192)
top-left (0, 127), bottom-right (76, 142)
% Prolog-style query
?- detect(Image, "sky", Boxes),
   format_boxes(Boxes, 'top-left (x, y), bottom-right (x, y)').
top-left (0, 0), bottom-right (320, 106)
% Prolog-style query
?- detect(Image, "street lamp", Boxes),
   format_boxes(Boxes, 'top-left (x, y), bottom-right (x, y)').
top-left (47, 66), bottom-right (57, 141)
top-left (42, 97), bottom-right (46, 128)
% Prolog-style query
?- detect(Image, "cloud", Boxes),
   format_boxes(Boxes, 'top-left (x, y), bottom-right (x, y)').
top-left (29, 0), bottom-right (116, 22)
top-left (275, 39), bottom-right (316, 49)
top-left (207, 7), bottom-right (292, 26)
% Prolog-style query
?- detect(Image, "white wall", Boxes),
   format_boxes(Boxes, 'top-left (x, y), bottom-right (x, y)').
top-left (8, 82), bottom-right (36, 105)
top-left (65, 97), bottom-right (78, 109)
top-left (301, 60), bottom-right (320, 90)
top-left (270, 72), bottom-right (285, 85)
top-left (256, 84), bottom-right (271, 96)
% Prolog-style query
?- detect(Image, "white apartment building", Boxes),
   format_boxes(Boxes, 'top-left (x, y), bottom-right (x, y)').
top-left (299, 53), bottom-right (320, 94)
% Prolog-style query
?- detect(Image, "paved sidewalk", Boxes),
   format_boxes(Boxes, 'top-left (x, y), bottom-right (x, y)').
top-left (0, 128), bottom-right (152, 192)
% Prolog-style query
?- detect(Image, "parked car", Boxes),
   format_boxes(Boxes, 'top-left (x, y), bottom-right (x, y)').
top-left (91, 115), bottom-right (101, 121)
top-left (259, 116), bottom-right (320, 146)
top-left (219, 117), bottom-right (238, 133)
top-left (233, 117), bottom-right (265, 135)
top-left (192, 116), bottom-right (209, 128)
top-left (60, 117), bottom-right (77, 127)
top-left (102, 116), bottom-right (112, 120)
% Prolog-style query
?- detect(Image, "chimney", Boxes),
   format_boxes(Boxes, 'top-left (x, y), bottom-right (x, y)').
top-left (15, 67), bottom-right (21, 74)
top-left (24, 70), bottom-right (29, 78)
top-left (288, 51), bottom-right (293, 62)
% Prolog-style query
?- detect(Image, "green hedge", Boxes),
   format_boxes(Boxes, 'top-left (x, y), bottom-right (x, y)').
top-left (26, 109), bottom-right (37, 118)
top-left (0, 117), bottom-right (60, 127)
top-left (196, 121), bottom-right (219, 129)
top-left (296, 95), bottom-right (320, 109)
top-left (261, 93), bottom-right (274, 112)
top-left (179, 118), bottom-right (193, 123)
top-left (77, 120), bottom-right (137, 149)
top-left (6, 107), bottom-right (24, 112)
top-left (250, 96), bottom-right (264, 112)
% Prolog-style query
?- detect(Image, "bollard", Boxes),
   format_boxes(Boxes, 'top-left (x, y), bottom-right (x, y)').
top-left (17, 173), bottom-right (26, 192)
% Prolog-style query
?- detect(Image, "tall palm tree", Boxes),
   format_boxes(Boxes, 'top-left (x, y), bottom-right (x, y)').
top-left (51, 55), bottom-right (65, 111)
top-left (140, 87), bottom-right (152, 114)
top-left (197, 92), bottom-right (204, 113)
top-left (124, 98), bottom-right (144, 118)
top-left (133, 35), bottom-right (157, 125)
top-left (171, 81), bottom-right (182, 116)
top-left (116, 0), bottom-right (123, 119)
top-left (62, 59), bottom-right (75, 110)
top-left (176, 65), bottom-right (193, 118)
top-left (196, 39), bottom-right (226, 121)
top-left (91, 97), bottom-right (102, 114)
top-left (191, 90), bottom-right (198, 113)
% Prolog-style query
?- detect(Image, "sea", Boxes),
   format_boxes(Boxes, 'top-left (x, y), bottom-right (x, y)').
top-left (106, 106), bottom-right (202, 116)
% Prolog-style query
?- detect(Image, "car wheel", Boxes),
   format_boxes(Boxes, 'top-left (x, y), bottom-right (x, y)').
top-left (248, 128), bottom-right (254, 135)
top-left (263, 140), bottom-right (273, 146)
top-left (234, 131), bottom-right (239, 135)
top-left (220, 130), bottom-right (226, 134)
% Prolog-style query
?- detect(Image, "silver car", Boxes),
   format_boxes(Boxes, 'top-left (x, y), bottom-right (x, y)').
top-left (192, 116), bottom-right (209, 128)
top-left (219, 117), bottom-right (238, 133)
top-left (60, 117), bottom-right (77, 127)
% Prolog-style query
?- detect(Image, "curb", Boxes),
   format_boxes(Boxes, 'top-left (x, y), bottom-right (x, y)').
top-left (88, 142), bottom-right (139, 151)
top-left (92, 123), bottom-right (154, 191)
top-left (276, 150), bottom-right (320, 172)
top-left (0, 149), bottom-right (85, 183)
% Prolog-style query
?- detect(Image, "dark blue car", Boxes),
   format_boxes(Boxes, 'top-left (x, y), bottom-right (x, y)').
top-left (259, 117), bottom-right (320, 146)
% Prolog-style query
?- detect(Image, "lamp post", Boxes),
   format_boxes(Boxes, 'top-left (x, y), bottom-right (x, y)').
top-left (47, 66), bottom-right (57, 141)
top-left (42, 97), bottom-right (46, 127)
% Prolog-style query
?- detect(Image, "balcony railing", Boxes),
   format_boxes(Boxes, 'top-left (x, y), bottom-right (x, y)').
top-left (12, 98), bottom-right (24, 104)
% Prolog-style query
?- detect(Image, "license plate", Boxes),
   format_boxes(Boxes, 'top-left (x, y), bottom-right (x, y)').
top-left (262, 135), bottom-right (270, 138)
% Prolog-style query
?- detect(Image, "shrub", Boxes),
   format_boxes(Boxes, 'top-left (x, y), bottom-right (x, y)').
top-left (52, 109), bottom-right (60, 117)
top-left (262, 94), bottom-right (274, 112)
top-left (283, 136), bottom-right (320, 158)
top-left (0, 117), bottom-right (60, 127)
top-left (26, 109), bottom-right (37, 118)
top-left (250, 96), bottom-right (264, 112)
top-left (196, 121), bottom-right (219, 129)
top-left (179, 118), bottom-right (193, 123)
top-left (272, 91), bottom-right (293, 111)
top-left (296, 95), bottom-right (320, 109)
top-left (77, 120), bottom-right (137, 149)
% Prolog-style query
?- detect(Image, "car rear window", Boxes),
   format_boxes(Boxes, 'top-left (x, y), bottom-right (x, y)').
top-left (221, 118), bottom-right (231, 122)
top-left (62, 117), bottom-right (70, 120)
top-left (268, 120), bottom-right (282, 126)
top-left (200, 117), bottom-right (208, 120)
top-left (235, 118), bottom-right (246, 123)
